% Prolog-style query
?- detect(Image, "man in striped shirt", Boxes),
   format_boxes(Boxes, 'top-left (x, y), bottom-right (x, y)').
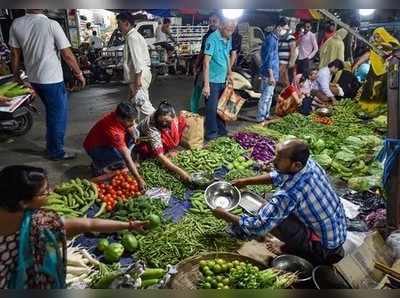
top-left (213, 139), bottom-right (347, 265)
top-left (278, 31), bottom-right (297, 87)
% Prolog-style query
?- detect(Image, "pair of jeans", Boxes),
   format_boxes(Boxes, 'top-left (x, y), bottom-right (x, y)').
top-left (86, 135), bottom-right (134, 171)
top-left (31, 82), bottom-right (68, 159)
top-left (205, 82), bottom-right (227, 140)
top-left (256, 78), bottom-right (276, 122)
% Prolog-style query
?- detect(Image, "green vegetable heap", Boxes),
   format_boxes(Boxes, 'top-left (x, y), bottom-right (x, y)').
top-left (198, 258), bottom-right (297, 289)
top-left (135, 213), bottom-right (238, 268)
top-left (139, 160), bottom-right (187, 198)
top-left (45, 178), bottom-right (98, 217)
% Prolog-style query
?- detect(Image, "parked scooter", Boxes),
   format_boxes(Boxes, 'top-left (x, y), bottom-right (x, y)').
top-left (0, 74), bottom-right (36, 136)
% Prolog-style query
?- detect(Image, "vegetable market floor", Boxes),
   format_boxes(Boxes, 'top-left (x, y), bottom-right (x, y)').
top-left (0, 76), bottom-right (252, 185)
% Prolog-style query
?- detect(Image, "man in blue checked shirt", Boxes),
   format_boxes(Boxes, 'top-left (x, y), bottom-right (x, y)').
top-left (213, 139), bottom-right (347, 265)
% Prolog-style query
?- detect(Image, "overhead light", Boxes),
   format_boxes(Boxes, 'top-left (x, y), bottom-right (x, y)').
top-left (359, 9), bottom-right (376, 16)
top-left (222, 9), bottom-right (244, 20)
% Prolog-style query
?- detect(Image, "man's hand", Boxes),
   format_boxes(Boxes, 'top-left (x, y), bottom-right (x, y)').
top-left (181, 172), bottom-right (192, 183)
top-left (74, 72), bottom-right (86, 89)
top-left (228, 72), bottom-right (234, 86)
top-left (202, 83), bottom-right (210, 98)
top-left (268, 76), bottom-right (276, 86)
top-left (232, 179), bottom-right (247, 189)
top-left (212, 207), bottom-right (229, 221)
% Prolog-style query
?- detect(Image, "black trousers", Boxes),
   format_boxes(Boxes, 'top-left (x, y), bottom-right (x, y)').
top-left (271, 215), bottom-right (345, 266)
top-left (297, 58), bottom-right (310, 76)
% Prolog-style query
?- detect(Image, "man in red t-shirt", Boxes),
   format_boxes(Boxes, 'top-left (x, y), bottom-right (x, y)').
top-left (84, 102), bottom-right (145, 190)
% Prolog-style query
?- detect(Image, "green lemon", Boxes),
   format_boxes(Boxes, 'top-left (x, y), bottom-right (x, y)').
top-left (221, 264), bottom-right (228, 272)
top-left (202, 282), bottom-right (211, 289)
top-left (222, 278), bottom-right (230, 285)
top-left (217, 283), bottom-right (224, 289)
top-left (206, 270), bottom-right (214, 277)
top-left (205, 276), bottom-right (213, 283)
top-left (213, 264), bottom-right (222, 273)
top-left (199, 260), bottom-right (207, 267)
top-left (223, 285), bottom-right (230, 289)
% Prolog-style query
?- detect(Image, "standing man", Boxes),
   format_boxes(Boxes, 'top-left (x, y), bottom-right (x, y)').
top-left (278, 23), bottom-right (297, 87)
top-left (155, 18), bottom-right (176, 52)
top-left (117, 12), bottom-right (155, 121)
top-left (202, 18), bottom-right (235, 141)
top-left (297, 21), bottom-right (318, 75)
top-left (230, 25), bottom-right (243, 70)
top-left (89, 31), bottom-right (104, 51)
top-left (9, 9), bottom-right (85, 160)
top-left (189, 13), bottom-right (220, 113)
top-left (344, 20), bottom-right (360, 64)
top-left (257, 17), bottom-right (289, 124)
top-left (319, 21), bottom-right (336, 48)
top-left (212, 139), bottom-right (347, 266)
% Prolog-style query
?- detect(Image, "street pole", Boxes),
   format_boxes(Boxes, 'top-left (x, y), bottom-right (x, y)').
top-left (386, 50), bottom-right (400, 231)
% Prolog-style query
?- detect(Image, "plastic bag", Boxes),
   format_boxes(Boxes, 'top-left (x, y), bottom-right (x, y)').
top-left (386, 230), bottom-right (400, 258)
top-left (217, 85), bottom-right (246, 121)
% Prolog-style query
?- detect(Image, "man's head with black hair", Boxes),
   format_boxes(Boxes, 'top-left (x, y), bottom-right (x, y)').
top-left (163, 18), bottom-right (171, 25)
top-left (274, 17), bottom-right (290, 37)
top-left (296, 22), bottom-right (305, 33)
top-left (116, 12), bottom-right (136, 34)
top-left (327, 20), bottom-right (336, 33)
top-left (93, 31), bottom-right (97, 36)
top-left (328, 59), bottom-right (345, 74)
top-left (273, 139), bottom-right (310, 174)
top-left (116, 102), bottom-right (136, 128)
top-left (304, 20), bottom-right (313, 33)
top-left (209, 12), bottom-right (221, 32)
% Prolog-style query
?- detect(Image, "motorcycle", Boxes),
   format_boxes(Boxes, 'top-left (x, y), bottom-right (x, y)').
top-left (150, 42), bottom-right (185, 80)
top-left (0, 92), bottom-right (36, 137)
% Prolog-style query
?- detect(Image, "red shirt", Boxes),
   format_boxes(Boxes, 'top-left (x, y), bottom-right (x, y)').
top-left (84, 112), bottom-right (127, 151)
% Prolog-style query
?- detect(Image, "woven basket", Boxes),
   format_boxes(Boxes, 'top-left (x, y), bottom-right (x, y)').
top-left (164, 252), bottom-right (268, 289)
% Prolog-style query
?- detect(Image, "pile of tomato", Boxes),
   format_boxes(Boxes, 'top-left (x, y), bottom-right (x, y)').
top-left (96, 170), bottom-right (140, 211)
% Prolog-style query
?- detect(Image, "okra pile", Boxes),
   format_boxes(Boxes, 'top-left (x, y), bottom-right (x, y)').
top-left (45, 178), bottom-right (98, 217)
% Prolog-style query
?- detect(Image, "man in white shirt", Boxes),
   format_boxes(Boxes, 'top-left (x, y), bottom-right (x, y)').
top-left (297, 21), bottom-right (318, 75)
top-left (117, 12), bottom-right (155, 120)
top-left (155, 18), bottom-right (176, 52)
top-left (312, 59), bottom-right (344, 106)
top-left (89, 31), bottom-right (104, 50)
top-left (9, 9), bottom-right (85, 161)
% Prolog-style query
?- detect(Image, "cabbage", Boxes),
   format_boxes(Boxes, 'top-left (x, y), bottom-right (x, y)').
top-left (348, 176), bottom-right (381, 191)
top-left (314, 153), bottom-right (332, 168)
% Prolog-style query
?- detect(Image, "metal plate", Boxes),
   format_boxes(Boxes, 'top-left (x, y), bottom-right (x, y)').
top-left (239, 191), bottom-right (265, 215)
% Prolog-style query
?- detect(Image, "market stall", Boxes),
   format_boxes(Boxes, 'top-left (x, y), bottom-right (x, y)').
top-left (37, 95), bottom-right (399, 289)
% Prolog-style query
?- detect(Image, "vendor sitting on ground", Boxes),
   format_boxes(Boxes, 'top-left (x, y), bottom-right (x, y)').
top-left (212, 139), bottom-right (347, 266)
top-left (0, 165), bottom-right (148, 289)
top-left (135, 101), bottom-right (191, 182)
top-left (83, 102), bottom-right (146, 190)
top-left (311, 59), bottom-right (344, 107)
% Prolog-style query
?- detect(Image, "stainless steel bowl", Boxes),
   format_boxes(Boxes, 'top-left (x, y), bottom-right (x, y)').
top-left (204, 181), bottom-right (241, 211)
top-left (271, 254), bottom-right (314, 282)
top-left (316, 107), bottom-right (332, 117)
top-left (312, 265), bottom-right (351, 289)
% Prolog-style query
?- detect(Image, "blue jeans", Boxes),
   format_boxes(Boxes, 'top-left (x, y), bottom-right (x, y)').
top-left (31, 82), bottom-right (68, 159)
top-left (205, 82), bottom-right (227, 140)
top-left (257, 79), bottom-right (276, 122)
top-left (86, 136), bottom-right (134, 171)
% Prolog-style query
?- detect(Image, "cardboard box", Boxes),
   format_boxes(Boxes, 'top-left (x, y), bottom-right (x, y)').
top-left (334, 231), bottom-right (396, 289)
